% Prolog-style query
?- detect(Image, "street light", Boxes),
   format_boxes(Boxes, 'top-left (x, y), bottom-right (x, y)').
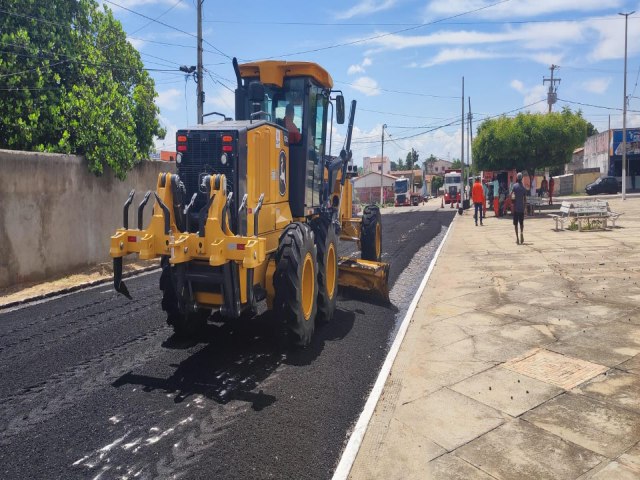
top-left (620, 11), bottom-right (635, 200)
top-left (380, 124), bottom-right (387, 206)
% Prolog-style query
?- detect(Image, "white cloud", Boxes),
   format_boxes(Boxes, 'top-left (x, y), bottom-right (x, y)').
top-left (336, 0), bottom-right (397, 20)
top-left (106, 0), bottom-right (187, 8)
top-left (350, 77), bottom-right (382, 96)
top-left (510, 81), bottom-right (548, 112)
top-left (126, 36), bottom-right (146, 50)
top-left (586, 15), bottom-right (640, 61)
top-left (154, 115), bottom-right (178, 151)
top-left (155, 88), bottom-right (182, 111)
top-left (422, 48), bottom-right (502, 67)
top-left (205, 88), bottom-right (235, 114)
top-left (423, 0), bottom-right (623, 20)
top-left (348, 57), bottom-right (374, 75)
top-left (510, 79), bottom-right (525, 93)
top-left (582, 77), bottom-right (612, 94)
top-left (362, 22), bottom-right (584, 53)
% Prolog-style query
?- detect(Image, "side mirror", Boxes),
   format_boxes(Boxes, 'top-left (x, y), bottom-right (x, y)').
top-left (336, 95), bottom-right (345, 124)
top-left (248, 81), bottom-right (265, 103)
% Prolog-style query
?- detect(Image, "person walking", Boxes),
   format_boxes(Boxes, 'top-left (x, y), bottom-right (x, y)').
top-left (472, 176), bottom-right (485, 226)
top-left (548, 175), bottom-right (555, 205)
top-left (512, 172), bottom-right (527, 244)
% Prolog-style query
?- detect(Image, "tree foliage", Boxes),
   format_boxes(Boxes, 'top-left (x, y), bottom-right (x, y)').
top-left (0, 0), bottom-right (165, 179)
top-left (405, 148), bottom-right (419, 171)
top-left (473, 108), bottom-right (590, 180)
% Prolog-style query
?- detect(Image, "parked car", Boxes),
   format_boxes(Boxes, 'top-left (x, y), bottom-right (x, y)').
top-left (585, 176), bottom-right (620, 195)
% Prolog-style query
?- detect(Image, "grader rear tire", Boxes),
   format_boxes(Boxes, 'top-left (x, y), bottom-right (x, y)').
top-left (311, 217), bottom-right (338, 324)
top-left (274, 223), bottom-right (318, 347)
top-left (361, 205), bottom-right (382, 262)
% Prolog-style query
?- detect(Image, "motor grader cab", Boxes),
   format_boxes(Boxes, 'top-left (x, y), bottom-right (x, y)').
top-left (110, 58), bottom-right (389, 346)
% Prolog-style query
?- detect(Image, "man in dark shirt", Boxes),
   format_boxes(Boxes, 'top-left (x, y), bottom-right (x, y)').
top-left (512, 172), bottom-right (527, 245)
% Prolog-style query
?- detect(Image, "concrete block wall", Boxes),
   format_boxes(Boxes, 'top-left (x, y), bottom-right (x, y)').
top-left (0, 149), bottom-right (173, 289)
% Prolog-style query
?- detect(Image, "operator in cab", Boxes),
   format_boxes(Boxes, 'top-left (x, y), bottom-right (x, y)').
top-left (284, 103), bottom-right (301, 144)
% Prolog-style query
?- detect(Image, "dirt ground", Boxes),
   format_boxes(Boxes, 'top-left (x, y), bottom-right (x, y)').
top-left (0, 258), bottom-right (158, 308)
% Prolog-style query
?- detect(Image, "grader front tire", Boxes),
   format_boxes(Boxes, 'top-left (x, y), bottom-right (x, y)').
top-left (361, 205), bottom-right (382, 262)
top-left (274, 223), bottom-right (318, 347)
top-left (311, 218), bottom-right (338, 324)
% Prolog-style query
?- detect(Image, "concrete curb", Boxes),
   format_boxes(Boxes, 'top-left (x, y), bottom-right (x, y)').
top-left (331, 216), bottom-right (457, 480)
top-left (0, 265), bottom-right (160, 311)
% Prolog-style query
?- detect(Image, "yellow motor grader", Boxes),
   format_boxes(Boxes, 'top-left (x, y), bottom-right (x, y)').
top-left (110, 58), bottom-right (389, 346)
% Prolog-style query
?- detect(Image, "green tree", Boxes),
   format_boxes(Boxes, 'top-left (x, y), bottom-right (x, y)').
top-left (450, 159), bottom-right (462, 169)
top-left (0, 0), bottom-right (165, 179)
top-left (405, 148), bottom-right (419, 171)
top-left (423, 153), bottom-right (438, 173)
top-left (390, 160), bottom-right (398, 171)
top-left (473, 109), bottom-right (589, 184)
top-left (431, 175), bottom-right (443, 193)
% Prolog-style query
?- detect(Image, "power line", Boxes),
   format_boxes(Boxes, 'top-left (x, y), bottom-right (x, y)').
top-left (558, 97), bottom-right (640, 113)
top-left (201, 16), bottom-right (635, 27)
top-left (104, 0), bottom-right (231, 59)
top-left (335, 80), bottom-right (458, 99)
top-left (359, 108), bottom-right (454, 120)
top-left (352, 98), bottom-right (546, 145)
top-left (254, 0), bottom-right (512, 60)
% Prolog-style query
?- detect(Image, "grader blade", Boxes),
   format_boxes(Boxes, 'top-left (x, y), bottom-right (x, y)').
top-left (337, 258), bottom-right (390, 303)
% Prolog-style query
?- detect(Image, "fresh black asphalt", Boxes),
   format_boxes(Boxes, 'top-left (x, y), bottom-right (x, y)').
top-left (0, 209), bottom-right (455, 480)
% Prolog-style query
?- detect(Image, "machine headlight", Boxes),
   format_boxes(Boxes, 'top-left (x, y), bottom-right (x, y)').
top-left (220, 153), bottom-right (228, 165)
top-left (176, 152), bottom-right (182, 164)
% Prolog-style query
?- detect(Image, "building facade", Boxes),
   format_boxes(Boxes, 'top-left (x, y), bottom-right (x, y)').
top-left (363, 155), bottom-right (391, 175)
top-left (425, 158), bottom-right (453, 174)
top-left (353, 171), bottom-right (396, 204)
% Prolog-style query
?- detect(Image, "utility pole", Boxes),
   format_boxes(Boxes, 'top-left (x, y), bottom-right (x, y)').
top-left (468, 97), bottom-right (473, 169)
top-left (543, 65), bottom-right (561, 113)
top-left (196, 0), bottom-right (204, 124)
top-left (461, 77), bottom-right (465, 202)
top-left (620, 11), bottom-right (634, 200)
top-left (380, 124), bottom-right (386, 205)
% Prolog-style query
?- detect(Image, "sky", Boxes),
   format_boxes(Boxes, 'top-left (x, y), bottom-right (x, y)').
top-left (104, 0), bottom-right (640, 168)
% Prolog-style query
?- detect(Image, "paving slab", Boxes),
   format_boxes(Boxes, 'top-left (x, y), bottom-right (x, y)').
top-left (422, 334), bottom-right (533, 365)
top-left (502, 348), bottom-right (608, 390)
top-left (618, 354), bottom-right (640, 375)
top-left (437, 310), bottom-right (516, 337)
top-left (393, 388), bottom-right (504, 452)
top-left (425, 453), bottom-right (496, 480)
top-left (547, 321), bottom-right (640, 367)
top-left (523, 392), bottom-right (640, 458)
top-left (348, 415), bottom-right (446, 480)
top-left (574, 369), bottom-right (640, 413)
top-left (454, 419), bottom-right (604, 480)
top-left (450, 366), bottom-right (563, 417)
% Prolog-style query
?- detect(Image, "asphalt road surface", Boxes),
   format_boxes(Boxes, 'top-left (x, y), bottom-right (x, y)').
top-left (0, 209), bottom-right (455, 480)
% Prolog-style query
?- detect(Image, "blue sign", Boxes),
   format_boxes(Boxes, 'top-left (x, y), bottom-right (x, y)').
top-left (611, 129), bottom-right (640, 156)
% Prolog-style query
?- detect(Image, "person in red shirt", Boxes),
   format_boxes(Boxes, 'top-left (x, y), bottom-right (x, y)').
top-left (472, 176), bottom-right (485, 226)
top-left (284, 103), bottom-right (301, 144)
top-left (548, 176), bottom-right (555, 205)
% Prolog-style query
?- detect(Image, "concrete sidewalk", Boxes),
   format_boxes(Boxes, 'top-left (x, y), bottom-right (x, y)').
top-left (348, 197), bottom-right (640, 480)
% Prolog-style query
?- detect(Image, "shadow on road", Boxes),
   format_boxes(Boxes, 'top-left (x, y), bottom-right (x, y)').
top-left (111, 307), bottom-right (358, 410)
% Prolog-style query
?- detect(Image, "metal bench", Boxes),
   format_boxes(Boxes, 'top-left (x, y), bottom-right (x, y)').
top-left (527, 196), bottom-right (545, 215)
top-left (549, 200), bottom-right (621, 231)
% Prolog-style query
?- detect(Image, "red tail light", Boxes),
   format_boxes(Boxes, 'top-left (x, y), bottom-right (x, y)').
top-left (177, 134), bottom-right (187, 152)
